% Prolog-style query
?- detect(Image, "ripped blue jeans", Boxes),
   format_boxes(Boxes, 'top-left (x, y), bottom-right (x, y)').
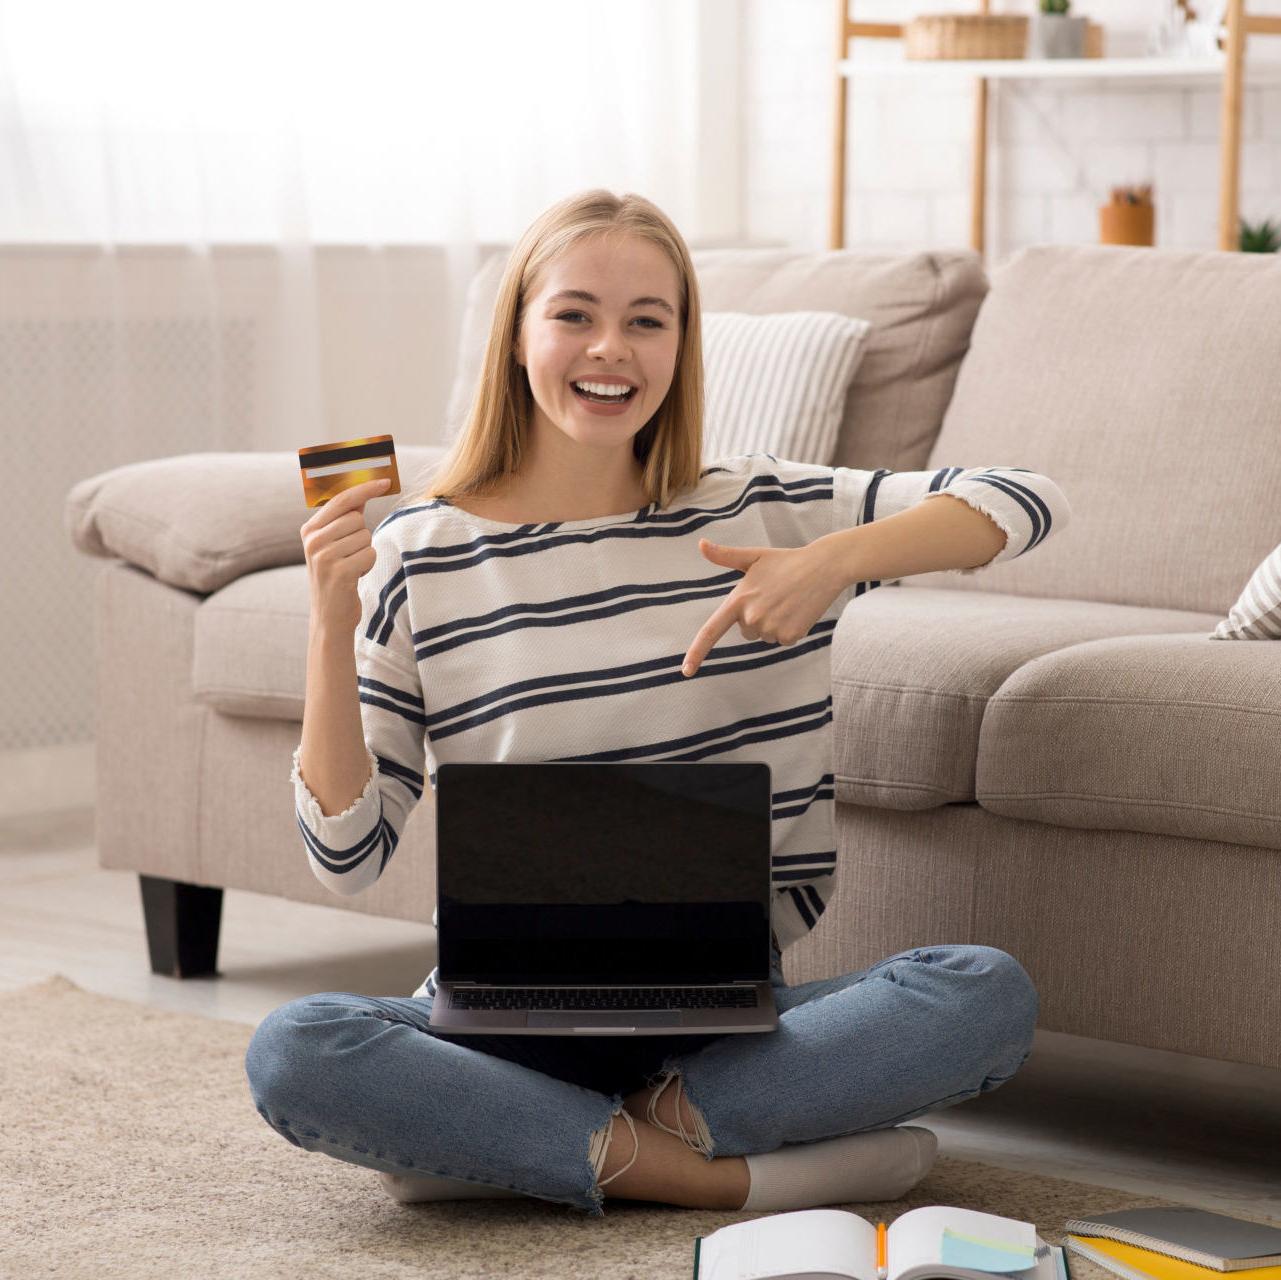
top-left (243, 941), bottom-right (1037, 1216)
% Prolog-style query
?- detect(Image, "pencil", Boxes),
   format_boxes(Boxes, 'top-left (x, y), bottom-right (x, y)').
top-left (877, 1221), bottom-right (888, 1280)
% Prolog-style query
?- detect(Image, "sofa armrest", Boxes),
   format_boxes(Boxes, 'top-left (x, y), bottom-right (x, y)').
top-left (64, 444), bottom-right (449, 595)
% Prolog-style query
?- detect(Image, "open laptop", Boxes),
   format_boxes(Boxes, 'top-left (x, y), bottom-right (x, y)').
top-left (427, 761), bottom-right (779, 1037)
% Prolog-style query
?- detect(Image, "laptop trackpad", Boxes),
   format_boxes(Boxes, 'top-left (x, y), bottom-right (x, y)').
top-left (527, 1011), bottom-right (676, 1030)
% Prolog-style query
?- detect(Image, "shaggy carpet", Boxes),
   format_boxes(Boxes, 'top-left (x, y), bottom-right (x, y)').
top-left (0, 974), bottom-right (1256, 1280)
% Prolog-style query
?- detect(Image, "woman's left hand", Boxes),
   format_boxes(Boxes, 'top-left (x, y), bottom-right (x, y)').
top-left (681, 537), bottom-right (849, 677)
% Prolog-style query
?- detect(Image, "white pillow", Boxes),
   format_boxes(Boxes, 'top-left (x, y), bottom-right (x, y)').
top-left (702, 310), bottom-right (872, 466)
top-left (1211, 542), bottom-right (1281, 639)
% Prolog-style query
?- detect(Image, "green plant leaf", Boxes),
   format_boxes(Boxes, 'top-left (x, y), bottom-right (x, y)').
top-left (1239, 215), bottom-right (1281, 252)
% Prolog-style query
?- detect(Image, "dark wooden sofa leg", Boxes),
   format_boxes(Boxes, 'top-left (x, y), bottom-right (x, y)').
top-left (138, 875), bottom-right (224, 978)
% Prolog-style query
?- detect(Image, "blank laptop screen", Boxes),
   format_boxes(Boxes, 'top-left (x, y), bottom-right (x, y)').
top-left (435, 762), bottom-right (773, 985)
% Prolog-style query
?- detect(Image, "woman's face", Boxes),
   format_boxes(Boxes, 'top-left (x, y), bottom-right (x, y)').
top-left (514, 233), bottom-right (682, 451)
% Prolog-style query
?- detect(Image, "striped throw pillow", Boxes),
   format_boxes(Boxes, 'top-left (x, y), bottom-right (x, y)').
top-left (1211, 542), bottom-right (1281, 639)
top-left (702, 310), bottom-right (872, 466)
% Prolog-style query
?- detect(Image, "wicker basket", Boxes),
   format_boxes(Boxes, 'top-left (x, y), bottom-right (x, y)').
top-left (904, 14), bottom-right (1029, 60)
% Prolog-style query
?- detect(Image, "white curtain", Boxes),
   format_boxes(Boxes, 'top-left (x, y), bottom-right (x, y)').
top-left (0, 0), bottom-right (742, 761)
top-left (0, 0), bottom-right (742, 450)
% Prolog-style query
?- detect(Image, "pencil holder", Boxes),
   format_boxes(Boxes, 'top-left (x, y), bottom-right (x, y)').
top-left (1099, 202), bottom-right (1155, 246)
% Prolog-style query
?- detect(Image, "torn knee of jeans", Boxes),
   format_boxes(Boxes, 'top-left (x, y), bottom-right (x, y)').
top-left (643, 1068), bottom-right (713, 1158)
top-left (588, 1102), bottom-right (640, 1194)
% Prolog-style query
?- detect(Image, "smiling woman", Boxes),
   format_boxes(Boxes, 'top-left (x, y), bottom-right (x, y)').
top-left (271, 186), bottom-right (1067, 1221)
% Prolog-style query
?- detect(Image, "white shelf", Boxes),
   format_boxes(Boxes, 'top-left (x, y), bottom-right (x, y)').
top-left (837, 53), bottom-right (1281, 86)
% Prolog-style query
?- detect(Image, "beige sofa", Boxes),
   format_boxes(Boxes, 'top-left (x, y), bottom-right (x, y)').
top-left (65, 243), bottom-right (1281, 1070)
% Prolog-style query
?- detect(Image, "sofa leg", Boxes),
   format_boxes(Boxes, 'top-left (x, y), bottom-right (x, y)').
top-left (138, 875), bottom-right (223, 978)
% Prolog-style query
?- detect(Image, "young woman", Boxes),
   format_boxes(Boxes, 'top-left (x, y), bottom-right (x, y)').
top-left (247, 189), bottom-right (1069, 1218)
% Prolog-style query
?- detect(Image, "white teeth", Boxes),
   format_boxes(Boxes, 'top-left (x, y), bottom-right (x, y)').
top-left (573, 380), bottom-right (634, 397)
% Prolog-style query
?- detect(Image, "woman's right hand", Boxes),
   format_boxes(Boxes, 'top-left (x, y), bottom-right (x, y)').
top-left (300, 478), bottom-right (392, 634)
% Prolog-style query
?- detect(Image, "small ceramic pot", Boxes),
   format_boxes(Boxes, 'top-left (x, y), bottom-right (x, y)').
top-left (1099, 202), bottom-right (1155, 247)
top-left (1027, 13), bottom-right (1088, 58)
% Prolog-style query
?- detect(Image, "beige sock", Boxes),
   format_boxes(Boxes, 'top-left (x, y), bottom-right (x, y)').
top-left (377, 1169), bottom-right (525, 1203)
top-left (741, 1125), bottom-right (938, 1212)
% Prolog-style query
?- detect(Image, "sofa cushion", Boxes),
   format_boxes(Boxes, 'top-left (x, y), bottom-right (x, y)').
top-left (65, 444), bottom-right (450, 595)
top-left (909, 244), bottom-right (1281, 617)
top-left (701, 310), bottom-right (871, 464)
top-left (1212, 539), bottom-right (1281, 640)
top-left (977, 632), bottom-right (1281, 849)
top-left (445, 247), bottom-right (987, 475)
top-left (193, 565), bottom-right (311, 718)
top-left (832, 585), bottom-right (1221, 809)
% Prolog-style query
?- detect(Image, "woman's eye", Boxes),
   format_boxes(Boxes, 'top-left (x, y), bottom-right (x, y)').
top-left (555, 312), bottom-right (663, 329)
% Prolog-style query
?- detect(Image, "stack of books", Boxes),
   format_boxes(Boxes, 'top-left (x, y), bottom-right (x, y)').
top-left (689, 1203), bottom-right (1281, 1280)
top-left (1064, 1209), bottom-right (1281, 1280)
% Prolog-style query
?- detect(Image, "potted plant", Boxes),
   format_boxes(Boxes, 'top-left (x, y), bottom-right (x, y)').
top-left (1100, 185), bottom-right (1155, 247)
top-left (1028, 0), bottom-right (1089, 58)
top-left (1239, 216), bottom-right (1281, 253)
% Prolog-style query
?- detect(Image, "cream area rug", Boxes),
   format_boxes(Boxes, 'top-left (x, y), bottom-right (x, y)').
top-left (0, 974), bottom-right (1253, 1280)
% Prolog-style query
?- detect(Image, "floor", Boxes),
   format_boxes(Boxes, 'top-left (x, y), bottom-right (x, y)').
top-left (5, 805), bottom-right (1281, 1221)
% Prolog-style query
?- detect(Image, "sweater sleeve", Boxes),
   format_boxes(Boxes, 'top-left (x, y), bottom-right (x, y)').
top-left (856, 464), bottom-right (1072, 577)
top-left (291, 520), bottom-right (428, 896)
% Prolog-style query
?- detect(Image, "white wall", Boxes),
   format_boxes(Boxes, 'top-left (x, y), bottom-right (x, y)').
top-left (743, 0), bottom-right (1281, 263)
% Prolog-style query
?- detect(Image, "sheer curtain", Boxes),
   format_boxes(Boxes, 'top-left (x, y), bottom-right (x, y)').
top-left (0, 0), bottom-right (742, 768)
top-left (0, 0), bottom-right (740, 447)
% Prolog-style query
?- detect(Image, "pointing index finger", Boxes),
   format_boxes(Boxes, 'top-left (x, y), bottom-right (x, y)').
top-left (682, 597), bottom-right (738, 677)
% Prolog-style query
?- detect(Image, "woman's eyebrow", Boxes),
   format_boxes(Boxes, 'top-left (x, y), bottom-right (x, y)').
top-left (545, 288), bottom-right (675, 317)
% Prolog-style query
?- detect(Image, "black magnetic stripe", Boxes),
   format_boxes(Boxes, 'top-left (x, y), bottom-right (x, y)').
top-left (301, 440), bottom-right (394, 469)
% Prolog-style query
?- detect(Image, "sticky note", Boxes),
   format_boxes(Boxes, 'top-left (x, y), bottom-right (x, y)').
top-left (941, 1227), bottom-right (1038, 1273)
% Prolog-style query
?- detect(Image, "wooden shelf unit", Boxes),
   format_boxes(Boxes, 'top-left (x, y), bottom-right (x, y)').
top-left (829, 0), bottom-right (1281, 257)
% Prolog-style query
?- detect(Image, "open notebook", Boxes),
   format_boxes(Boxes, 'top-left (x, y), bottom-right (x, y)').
top-left (693, 1205), bottom-right (1067, 1280)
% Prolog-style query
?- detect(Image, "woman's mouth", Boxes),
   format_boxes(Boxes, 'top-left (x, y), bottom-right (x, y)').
top-left (571, 380), bottom-right (638, 405)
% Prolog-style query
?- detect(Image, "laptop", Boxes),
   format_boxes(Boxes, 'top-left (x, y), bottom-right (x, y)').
top-left (427, 761), bottom-right (779, 1037)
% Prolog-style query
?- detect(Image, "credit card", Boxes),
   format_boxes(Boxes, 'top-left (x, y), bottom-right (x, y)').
top-left (298, 434), bottom-right (400, 508)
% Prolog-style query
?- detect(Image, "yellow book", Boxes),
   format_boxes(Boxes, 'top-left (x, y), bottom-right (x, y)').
top-left (1066, 1237), bottom-right (1281, 1280)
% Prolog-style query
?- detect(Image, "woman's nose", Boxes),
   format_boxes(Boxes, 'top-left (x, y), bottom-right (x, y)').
top-left (586, 329), bottom-right (631, 360)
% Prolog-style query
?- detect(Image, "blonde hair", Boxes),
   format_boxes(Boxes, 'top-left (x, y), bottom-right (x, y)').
top-left (411, 188), bottom-right (704, 511)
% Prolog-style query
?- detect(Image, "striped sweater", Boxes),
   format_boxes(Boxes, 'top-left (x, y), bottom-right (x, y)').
top-left (291, 452), bottom-right (1071, 999)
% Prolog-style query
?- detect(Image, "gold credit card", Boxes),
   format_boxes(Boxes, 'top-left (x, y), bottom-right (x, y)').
top-left (298, 434), bottom-right (401, 508)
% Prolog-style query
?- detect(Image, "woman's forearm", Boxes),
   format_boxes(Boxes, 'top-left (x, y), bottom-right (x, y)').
top-left (299, 623), bottom-right (373, 817)
top-left (814, 493), bottom-right (1008, 586)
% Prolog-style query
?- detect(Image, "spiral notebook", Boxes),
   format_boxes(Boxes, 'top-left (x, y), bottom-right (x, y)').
top-left (1063, 1210), bottom-right (1281, 1273)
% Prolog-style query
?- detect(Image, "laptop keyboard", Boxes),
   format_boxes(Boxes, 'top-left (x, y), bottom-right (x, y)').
top-left (449, 986), bottom-right (759, 1011)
